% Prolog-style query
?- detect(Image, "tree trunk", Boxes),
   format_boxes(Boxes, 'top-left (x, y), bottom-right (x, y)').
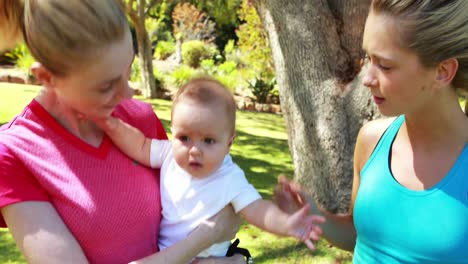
top-left (254, 0), bottom-right (379, 213)
top-left (128, 0), bottom-right (157, 99)
top-left (175, 38), bottom-right (182, 64)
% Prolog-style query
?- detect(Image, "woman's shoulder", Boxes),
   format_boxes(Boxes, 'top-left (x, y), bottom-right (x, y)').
top-left (358, 117), bottom-right (396, 145)
top-left (355, 117), bottom-right (397, 168)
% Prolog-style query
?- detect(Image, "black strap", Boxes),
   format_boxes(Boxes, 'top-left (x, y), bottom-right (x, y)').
top-left (226, 238), bottom-right (253, 263)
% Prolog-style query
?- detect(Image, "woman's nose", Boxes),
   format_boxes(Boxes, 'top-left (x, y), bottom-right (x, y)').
top-left (362, 67), bottom-right (378, 88)
top-left (116, 80), bottom-right (134, 100)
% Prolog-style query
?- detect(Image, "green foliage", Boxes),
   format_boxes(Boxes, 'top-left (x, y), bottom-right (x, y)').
top-left (0, 83), bottom-right (353, 263)
top-left (130, 56), bottom-right (141, 83)
top-left (181, 40), bottom-right (217, 68)
top-left (153, 68), bottom-right (165, 90)
top-left (199, 59), bottom-right (241, 91)
top-left (236, 0), bottom-right (274, 80)
top-left (154, 40), bottom-right (176, 60)
top-left (146, 0), bottom-right (174, 43)
top-left (170, 65), bottom-right (197, 87)
top-left (217, 60), bottom-right (237, 74)
top-left (249, 77), bottom-right (276, 103)
top-left (223, 39), bottom-right (240, 62)
top-left (187, 0), bottom-right (242, 50)
top-left (16, 53), bottom-right (35, 77)
top-left (4, 44), bottom-right (35, 76)
top-left (0, 229), bottom-right (25, 264)
top-left (172, 3), bottom-right (216, 43)
top-left (214, 73), bottom-right (240, 92)
top-left (200, 59), bottom-right (216, 75)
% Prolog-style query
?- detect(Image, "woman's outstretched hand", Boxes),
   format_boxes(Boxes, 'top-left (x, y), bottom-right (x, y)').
top-left (274, 174), bottom-right (309, 214)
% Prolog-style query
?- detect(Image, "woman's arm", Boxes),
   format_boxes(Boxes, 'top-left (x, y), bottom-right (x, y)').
top-left (274, 174), bottom-right (356, 251)
top-left (1, 201), bottom-right (89, 264)
top-left (274, 119), bottom-right (393, 252)
top-left (131, 206), bottom-right (242, 264)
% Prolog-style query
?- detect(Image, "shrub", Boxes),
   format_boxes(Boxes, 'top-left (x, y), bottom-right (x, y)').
top-left (171, 65), bottom-right (197, 87)
top-left (217, 60), bottom-right (237, 75)
top-left (223, 39), bottom-right (241, 63)
top-left (182, 40), bottom-right (214, 68)
top-left (153, 68), bottom-right (165, 90)
top-left (214, 73), bottom-right (240, 92)
top-left (172, 3), bottom-right (216, 43)
top-left (130, 56), bottom-right (141, 83)
top-left (154, 40), bottom-right (176, 60)
top-left (200, 59), bottom-right (215, 75)
top-left (3, 44), bottom-right (35, 76)
top-left (248, 77), bottom-right (276, 103)
top-left (236, 0), bottom-right (275, 79)
top-left (16, 50), bottom-right (35, 77)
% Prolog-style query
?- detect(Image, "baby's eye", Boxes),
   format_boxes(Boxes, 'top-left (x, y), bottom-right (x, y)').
top-left (179, 136), bottom-right (189, 142)
top-left (204, 138), bottom-right (215, 144)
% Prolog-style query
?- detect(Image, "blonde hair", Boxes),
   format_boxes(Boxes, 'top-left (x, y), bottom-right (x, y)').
top-left (1, 0), bottom-right (128, 76)
top-left (371, 0), bottom-right (468, 94)
top-left (172, 77), bottom-right (237, 134)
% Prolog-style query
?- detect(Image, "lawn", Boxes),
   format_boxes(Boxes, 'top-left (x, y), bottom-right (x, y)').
top-left (0, 83), bottom-right (352, 263)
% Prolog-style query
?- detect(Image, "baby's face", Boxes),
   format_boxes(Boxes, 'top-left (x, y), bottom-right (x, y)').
top-left (171, 101), bottom-right (234, 179)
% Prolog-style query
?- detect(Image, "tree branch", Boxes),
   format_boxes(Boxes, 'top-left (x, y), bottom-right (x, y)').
top-left (145, 0), bottom-right (160, 16)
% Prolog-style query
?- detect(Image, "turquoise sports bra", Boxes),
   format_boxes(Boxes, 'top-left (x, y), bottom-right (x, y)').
top-left (353, 116), bottom-right (468, 263)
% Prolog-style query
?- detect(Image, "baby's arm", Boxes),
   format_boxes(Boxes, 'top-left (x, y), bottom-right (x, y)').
top-left (99, 117), bottom-right (152, 167)
top-left (240, 199), bottom-right (325, 250)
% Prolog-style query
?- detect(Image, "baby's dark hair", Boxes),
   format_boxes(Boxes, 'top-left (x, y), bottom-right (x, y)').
top-left (172, 77), bottom-right (236, 133)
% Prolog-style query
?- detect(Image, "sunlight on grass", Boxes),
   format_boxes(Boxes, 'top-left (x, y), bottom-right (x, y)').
top-left (0, 229), bottom-right (25, 263)
top-left (0, 82), bottom-right (351, 263)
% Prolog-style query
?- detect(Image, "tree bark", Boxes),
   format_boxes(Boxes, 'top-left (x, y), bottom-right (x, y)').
top-left (127, 0), bottom-right (157, 98)
top-left (254, 0), bottom-right (380, 213)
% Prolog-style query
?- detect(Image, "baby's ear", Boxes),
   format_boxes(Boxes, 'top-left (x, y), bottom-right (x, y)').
top-left (228, 133), bottom-right (236, 147)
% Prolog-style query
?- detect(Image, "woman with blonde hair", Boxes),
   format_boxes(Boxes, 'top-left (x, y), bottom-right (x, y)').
top-left (276, 0), bottom-right (468, 263)
top-left (0, 1), bottom-right (243, 263)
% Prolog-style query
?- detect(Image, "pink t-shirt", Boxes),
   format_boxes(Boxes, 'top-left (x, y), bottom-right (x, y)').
top-left (0, 99), bottom-right (167, 264)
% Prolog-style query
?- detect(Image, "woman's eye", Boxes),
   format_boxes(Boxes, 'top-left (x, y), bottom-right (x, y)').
top-left (99, 84), bottom-right (113, 94)
top-left (378, 64), bottom-right (391, 71)
top-left (204, 138), bottom-right (215, 144)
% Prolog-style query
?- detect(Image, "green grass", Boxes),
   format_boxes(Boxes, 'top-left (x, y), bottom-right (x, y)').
top-left (0, 83), bottom-right (352, 263)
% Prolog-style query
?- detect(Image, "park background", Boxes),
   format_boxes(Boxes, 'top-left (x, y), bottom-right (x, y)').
top-left (0, 1), bottom-right (354, 263)
top-left (2, 0), bottom-right (466, 263)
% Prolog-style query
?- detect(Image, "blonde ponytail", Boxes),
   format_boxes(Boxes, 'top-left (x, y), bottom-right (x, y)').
top-left (0, 0), bottom-right (24, 51)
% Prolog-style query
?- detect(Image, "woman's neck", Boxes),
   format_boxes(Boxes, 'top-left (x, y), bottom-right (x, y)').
top-left (403, 90), bottom-right (468, 147)
top-left (35, 87), bottom-right (104, 147)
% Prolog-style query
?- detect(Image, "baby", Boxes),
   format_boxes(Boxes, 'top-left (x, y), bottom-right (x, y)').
top-left (101, 77), bottom-right (325, 258)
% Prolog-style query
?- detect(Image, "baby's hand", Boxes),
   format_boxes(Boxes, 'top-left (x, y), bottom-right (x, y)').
top-left (286, 204), bottom-right (325, 250)
top-left (94, 116), bottom-right (120, 132)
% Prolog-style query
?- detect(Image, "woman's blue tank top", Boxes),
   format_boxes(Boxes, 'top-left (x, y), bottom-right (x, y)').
top-left (353, 115), bottom-right (468, 263)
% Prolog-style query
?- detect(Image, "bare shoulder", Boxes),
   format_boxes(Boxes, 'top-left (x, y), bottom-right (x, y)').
top-left (355, 117), bottom-right (396, 170)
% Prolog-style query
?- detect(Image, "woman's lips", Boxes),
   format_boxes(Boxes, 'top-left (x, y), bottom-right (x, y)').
top-left (373, 96), bottom-right (385, 105)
